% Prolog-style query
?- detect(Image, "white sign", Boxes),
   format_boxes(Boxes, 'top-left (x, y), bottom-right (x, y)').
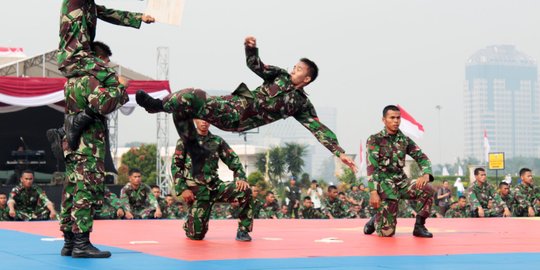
top-left (146, 0), bottom-right (185, 26)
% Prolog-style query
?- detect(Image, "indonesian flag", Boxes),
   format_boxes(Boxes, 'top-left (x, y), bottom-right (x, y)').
top-left (358, 140), bottom-right (365, 170)
top-left (0, 47), bottom-right (26, 57)
top-left (397, 105), bottom-right (424, 139)
top-left (483, 130), bottom-right (490, 163)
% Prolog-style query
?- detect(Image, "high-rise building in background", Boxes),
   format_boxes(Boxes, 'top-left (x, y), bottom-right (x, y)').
top-left (464, 45), bottom-right (540, 161)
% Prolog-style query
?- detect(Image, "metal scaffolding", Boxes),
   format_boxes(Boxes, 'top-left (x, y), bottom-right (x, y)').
top-left (156, 47), bottom-right (171, 195)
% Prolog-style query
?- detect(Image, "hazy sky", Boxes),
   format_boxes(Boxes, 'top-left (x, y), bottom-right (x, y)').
top-left (2, 0), bottom-right (540, 165)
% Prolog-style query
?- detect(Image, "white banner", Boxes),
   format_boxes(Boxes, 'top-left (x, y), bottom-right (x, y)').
top-left (146, 0), bottom-right (185, 26)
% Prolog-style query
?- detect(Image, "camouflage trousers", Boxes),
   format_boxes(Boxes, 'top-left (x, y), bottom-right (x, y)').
top-left (93, 205), bottom-right (120, 220)
top-left (59, 123), bottom-right (107, 233)
top-left (129, 206), bottom-right (157, 219)
top-left (14, 207), bottom-right (51, 221)
top-left (374, 178), bottom-right (435, 237)
top-left (184, 181), bottom-right (253, 240)
top-left (163, 88), bottom-right (252, 132)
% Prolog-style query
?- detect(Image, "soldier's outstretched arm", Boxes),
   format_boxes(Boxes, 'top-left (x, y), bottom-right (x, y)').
top-left (244, 36), bottom-right (286, 81)
top-left (96, 5), bottom-right (154, 29)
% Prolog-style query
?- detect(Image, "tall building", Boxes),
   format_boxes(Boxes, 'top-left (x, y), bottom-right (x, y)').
top-left (464, 45), bottom-right (540, 161)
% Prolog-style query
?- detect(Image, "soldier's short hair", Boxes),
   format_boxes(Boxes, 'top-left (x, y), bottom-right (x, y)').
top-left (338, 191), bottom-right (345, 196)
top-left (303, 196), bottom-right (311, 201)
top-left (498, 182), bottom-right (509, 188)
top-left (327, 185), bottom-right (337, 192)
top-left (350, 184), bottom-right (356, 190)
top-left (266, 191), bottom-right (274, 196)
top-left (0, 193), bottom-right (6, 197)
top-left (92, 41), bottom-right (112, 58)
top-left (150, 185), bottom-right (160, 190)
top-left (474, 167), bottom-right (485, 176)
top-left (519, 167), bottom-right (531, 176)
top-left (458, 196), bottom-right (466, 200)
top-left (21, 169), bottom-right (34, 176)
top-left (128, 168), bottom-right (142, 176)
top-left (300, 58), bottom-right (318, 83)
top-left (165, 194), bottom-right (174, 198)
top-left (383, 105), bottom-right (400, 117)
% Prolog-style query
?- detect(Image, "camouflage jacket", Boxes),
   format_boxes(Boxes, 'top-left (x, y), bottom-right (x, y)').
top-left (322, 198), bottom-right (348, 218)
top-left (120, 183), bottom-right (159, 213)
top-left (444, 206), bottom-right (471, 218)
top-left (500, 193), bottom-right (516, 212)
top-left (467, 181), bottom-right (506, 210)
top-left (252, 198), bottom-right (264, 219)
top-left (102, 186), bottom-right (124, 211)
top-left (58, 0), bottom-right (142, 83)
top-left (512, 183), bottom-right (538, 210)
top-left (347, 190), bottom-right (363, 205)
top-left (172, 132), bottom-right (246, 195)
top-left (300, 206), bottom-right (326, 219)
top-left (230, 46), bottom-right (345, 157)
top-left (211, 203), bottom-right (229, 219)
top-left (398, 200), bottom-right (416, 218)
top-left (366, 129), bottom-right (432, 196)
top-left (8, 185), bottom-right (50, 212)
top-left (0, 206), bottom-right (10, 221)
top-left (163, 203), bottom-right (185, 219)
top-left (259, 202), bottom-right (280, 219)
top-left (276, 211), bottom-right (291, 219)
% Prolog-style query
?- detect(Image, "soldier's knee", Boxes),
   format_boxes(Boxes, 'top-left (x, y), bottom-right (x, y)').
top-left (186, 232), bottom-right (206, 240)
top-left (379, 227), bottom-right (396, 237)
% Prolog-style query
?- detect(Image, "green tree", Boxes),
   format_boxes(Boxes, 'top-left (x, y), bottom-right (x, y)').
top-left (119, 144), bottom-right (157, 185)
top-left (255, 152), bottom-right (267, 175)
top-left (268, 146), bottom-right (286, 186)
top-left (284, 142), bottom-right (308, 178)
top-left (300, 172), bottom-right (311, 188)
top-left (337, 168), bottom-right (357, 186)
top-left (247, 171), bottom-right (270, 193)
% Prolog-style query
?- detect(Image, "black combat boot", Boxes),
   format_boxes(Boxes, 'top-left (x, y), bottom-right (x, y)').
top-left (71, 232), bottom-right (111, 258)
top-left (65, 109), bottom-right (97, 151)
top-left (46, 127), bottom-right (66, 162)
top-left (60, 231), bottom-right (75, 256)
top-left (413, 216), bottom-right (433, 238)
top-left (235, 231), bottom-right (252, 242)
top-left (136, 90), bottom-right (164, 113)
top-left (363, 216), bottom-right (376, 235)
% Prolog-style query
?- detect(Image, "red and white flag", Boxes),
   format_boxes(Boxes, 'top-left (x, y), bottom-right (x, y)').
top-left (358, 141), bottom-right (365, 169)
top-left (397, 105), bottom-right (425, 139)
top-left (0, 47), bottom-right (26, 57)
top-left (483, 130), bottom-right (490, 163)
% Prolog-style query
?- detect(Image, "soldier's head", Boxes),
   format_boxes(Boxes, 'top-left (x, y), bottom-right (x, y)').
top-left (151, 185), bottom-right (161, 199)
top-left (487, 199), bottom-right (493, 209)
top-left (498, 182), bottom-right (510, 196)
top-left (303, 196), bottom-right (312, 208)
top-left (194, 119), bottom-right (210, 135)
top-left (280, 204), bottom-right (288, 214)
top-left (458, 196), bottom-right (467, 208)
top-left (92, 41), bottom-right (112, 64)
top-left (231, 198), bottom-right (240, 207)
top-left (165, 194), bottom-right (176, 206)
top-left (265, 191), bottom-right (275, 204)
top-left (290, 176), bottom-right (296, 186)
top-left (290, 58), bottom-right (318, 89)
top-left (338, 191), bottom-right (347, 202)
top-left (0, 193), bottom-right (7, 206)
top-left (449, 201), bottom-right (458, 209)
top-left (251, 185), bottom-right (260, 198)
top-left (350, 185), bottom-right (358, 192)
top-left (20, 169), bottom-right (34, 188)
top-left (519, 168), bottom-right (533, 185)
top-left (474, 168), bottom-right (486, 184)
top-left (359, 183), bottom-right (365, 191)
top-left (353, 204), bottom-right (361, 213)
top-left (382, 105), bottom-right (401, 134)
top-left (128, 168), bottom-right (142, 187)
top-left (327, 185), bottom-right (338, 199)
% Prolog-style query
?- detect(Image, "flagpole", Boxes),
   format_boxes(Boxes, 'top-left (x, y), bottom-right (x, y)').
top-left (435, 105), bottom-right (442, 166)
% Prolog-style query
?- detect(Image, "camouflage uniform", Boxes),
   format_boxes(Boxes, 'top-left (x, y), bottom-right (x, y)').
top-left (444, 206), bottom-right (471, 218)
top-left (251, 198), bottom-right (264, 219)
top-left (120, 183), bottom-right (159, 219)
top-left (163, 203), bottom-right (185, 219)
top-left (534, 199), bottom-right (540, 216)
top-left (259, 202), bottom-right (280, 219)
top-left (276, 211), bottom-right (291, 219)
top-left (172, 131), bottom-right (252, 240)
top-left (8, 184), bottom-right (52, 221)
top-left (59, 76), bottom-right (128, 233)
top-left (0, 206), bottom-right (10, 221)
top-left (94, 186), bottom-right (125, 220)
top-left (58, 0), bottom-right (142, 84)
top-left (398, 200), bottom-right (416, 218)
top-left (322, 198), bottom-right (349, 219)
top-left (467, 181), bottom-right (507, 217)
top-left (300, 206), bottom-right (327, 219)
top-left (500, 193), bottom-right (516, 213)
top-left (161, 45), bottom-right (346, 157)
top-left (211, 203), bottom-right (229, 220)
top-left (512, 183), bottom-right (538, 217)
top-left (367, 129), bottom-right (435, 237)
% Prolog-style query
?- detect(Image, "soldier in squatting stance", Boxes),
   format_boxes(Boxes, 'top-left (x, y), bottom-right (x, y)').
top-left (172, 119), bottom-right (253, 241)
top-left (136, 36), bottom-right (357, 175)
top-left (363, 105), bottom-right (435, 238)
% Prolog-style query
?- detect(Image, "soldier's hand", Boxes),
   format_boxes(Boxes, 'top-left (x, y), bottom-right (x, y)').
top-left (118, 76), bottom-right (129, 87)
top-left (181, 189), bottom-right (195, 204)
top-left (9, 209), bottom-right (15, 218)
top-left (339, 154), bottom-right (358, 173)
top-left (142, 14), bottom-right (155, 23)
top-left (244, 36), bottom-right (257, 48)
top-left (235, 180), bottom-right (249, 192)
top-left (415, 174), bottom-right (430, 189)
top-left (117, 209), bottom-right (125, 218)
top-left (528, 207), bottom-right (535, 217)
top-left (369, 191), bottom-right (381, 209)
top-left (477, 207), bottom-right (485, 218)
top-left (155, 208), bottom-right (163, 219)
top-left (50, 211), bottom-right (57, 220)
top-left (125, 211), bottom-right (134, 219)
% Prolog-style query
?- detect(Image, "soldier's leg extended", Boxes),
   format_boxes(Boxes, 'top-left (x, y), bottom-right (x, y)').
top-left (183, 198), bottom-right (213, 240)
top-left (215, 181), bottom-right (253, 237)
top-left (399, 178), bottom-right (435, 238)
